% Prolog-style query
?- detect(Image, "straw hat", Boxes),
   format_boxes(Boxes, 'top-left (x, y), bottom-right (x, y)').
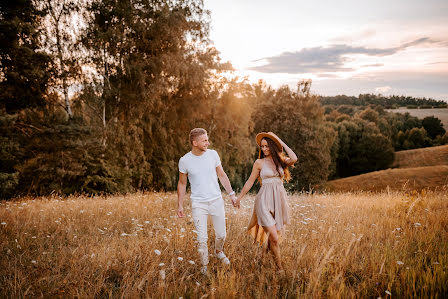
top-left (256, 132), bottom-right (283, 152)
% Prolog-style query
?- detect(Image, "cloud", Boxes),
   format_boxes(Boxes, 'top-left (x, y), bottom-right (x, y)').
top-left (375, 86), bottom-right (392, 93)
top-left (248, 37), bottom-right (441, 74)
top-left (361, 63), bottom-right (384, 68)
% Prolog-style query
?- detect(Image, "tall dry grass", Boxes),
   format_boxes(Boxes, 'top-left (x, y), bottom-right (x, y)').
top-left (1, 191), bottom-right (447, 298)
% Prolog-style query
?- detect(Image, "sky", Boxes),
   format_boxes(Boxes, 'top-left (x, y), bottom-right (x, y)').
top-left (203, 0), bottom-right (448, 101)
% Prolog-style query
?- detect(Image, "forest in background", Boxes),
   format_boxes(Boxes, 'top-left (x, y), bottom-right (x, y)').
top-left (1, 0), bottom-right (447, 199)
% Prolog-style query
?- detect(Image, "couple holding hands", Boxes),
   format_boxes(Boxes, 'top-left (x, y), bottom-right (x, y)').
top-left (177, 128), bottom-right (297, 275)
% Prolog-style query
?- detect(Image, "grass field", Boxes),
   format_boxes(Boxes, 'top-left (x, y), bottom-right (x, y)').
top-left (1, 191), bottom-right (447, 298)
top-left (392, 145), bottom-right (448, 169)
top-left (325, 166), bottom-right (448, 192)
top-left (387, 107), bottom-right (448, 129)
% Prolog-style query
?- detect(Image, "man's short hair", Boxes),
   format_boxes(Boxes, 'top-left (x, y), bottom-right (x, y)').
top-left (189, 128), bottom-right (207, 145)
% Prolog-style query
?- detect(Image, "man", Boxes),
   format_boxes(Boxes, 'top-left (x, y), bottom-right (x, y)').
top-left (177, 128), bottom-right (237, 275)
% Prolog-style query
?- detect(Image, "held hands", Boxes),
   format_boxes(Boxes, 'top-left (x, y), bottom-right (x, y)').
top-left (231, 194), bottom-right (241, 209)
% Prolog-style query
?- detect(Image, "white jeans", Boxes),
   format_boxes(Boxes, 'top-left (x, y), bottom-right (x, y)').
top-left (191, 198), bottom-right (226, 266)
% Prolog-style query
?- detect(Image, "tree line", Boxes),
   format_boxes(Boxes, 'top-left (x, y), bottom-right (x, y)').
top-left (1, 0), bottom-right (447, 199)
top-left (320, 94), bottom-right (447, 108)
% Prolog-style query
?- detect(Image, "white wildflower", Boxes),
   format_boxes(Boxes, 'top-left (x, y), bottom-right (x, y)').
top-left (1, 222), bottom-right (6, 225)
top-left (31, 260), bottom-right (37, 264)
top-left (414, 223), bottom-right (421, 227)
top-left (188, 260), bottom-right (195, 265)
top-left (154, 249), bottom-right (161, 255)
top-left (385, 290), bottom-right (391, 295)
top-left (397, 261), bottom-right (404, 265)
top-left (159, 263), bottom-right (165, 266)
top-left (177, 257), bottom-right (183, 261)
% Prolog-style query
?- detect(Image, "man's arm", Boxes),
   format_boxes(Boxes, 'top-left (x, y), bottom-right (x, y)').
top-left (177, 172), bottom-right (188, 218)
top-left (216, 165), bottom-right (236, 201)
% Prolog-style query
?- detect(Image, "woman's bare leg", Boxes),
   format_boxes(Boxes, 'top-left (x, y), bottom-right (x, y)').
top-left (262, 225), bottom-right (282, 270)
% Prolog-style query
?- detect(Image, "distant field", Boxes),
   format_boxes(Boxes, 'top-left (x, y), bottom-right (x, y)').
top-left (387, 107), bottom-right (448, 129)
top-left (1, 192), bottom-right (447, 297)
top-left (325, 165), bottom-right (448, 192)
top-left (392, 145), bottom-right (448, 168)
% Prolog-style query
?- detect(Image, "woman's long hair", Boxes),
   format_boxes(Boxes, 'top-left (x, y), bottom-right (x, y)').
top-left (258, 137), bottom-right (292, 183)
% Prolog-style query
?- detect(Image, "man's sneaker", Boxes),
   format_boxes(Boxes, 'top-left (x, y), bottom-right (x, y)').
top-left (215, 251), bottom-right (230, 265)
top-left (200, 265), bottom-right (208, 276)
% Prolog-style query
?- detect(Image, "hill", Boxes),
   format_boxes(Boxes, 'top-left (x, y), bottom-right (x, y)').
top-left (392, 145), bottom-right (448, 168)
top-left (325, 165), bottom-right (448, 192)
top-left (326, 145), bottom-right (448, 192)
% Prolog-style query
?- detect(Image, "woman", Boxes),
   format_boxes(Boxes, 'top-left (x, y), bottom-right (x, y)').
top-left (234, 132), bottom-right (297, 270)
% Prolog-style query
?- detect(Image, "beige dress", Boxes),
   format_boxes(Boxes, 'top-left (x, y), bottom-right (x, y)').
top-left (247, 158), bottom-right (290, 246)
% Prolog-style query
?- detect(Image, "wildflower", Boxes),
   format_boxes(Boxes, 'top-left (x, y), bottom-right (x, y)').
top-left (159, 269), bottom-right (165, 280)
top-left (414, 223), bottom-right (421, 227)
top-left (397, 261), bottom-right (404, 265)
top-left (154, 249), bottom-right (161, 255)
top-left (31, 260), bottom-right (37, 264)
top-left (121, 233), bottom-right (129, 236)
top-left (189, 260), bottom-right (195, 265)
top-left (195, 282), bottom-right (200, 286)
top-left (159, 263), bottom-right (165, 266)
top-left (1, 222), bottom-right (6, 225)
top-left (385, 290), bottom-right (391, 295)
top-left (178, 257), bottom-right (183, 261)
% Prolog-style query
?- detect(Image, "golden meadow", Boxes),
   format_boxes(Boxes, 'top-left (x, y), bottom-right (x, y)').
top-left (1, 191), bottom-right (447, 298)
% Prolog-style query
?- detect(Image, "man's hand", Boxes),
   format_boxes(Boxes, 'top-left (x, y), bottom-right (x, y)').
top-left (177, 207), bottom-right (185, 218)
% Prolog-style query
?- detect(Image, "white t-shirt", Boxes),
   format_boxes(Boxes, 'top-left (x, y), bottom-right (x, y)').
top-left (179, 149), bottom-right (222, 202)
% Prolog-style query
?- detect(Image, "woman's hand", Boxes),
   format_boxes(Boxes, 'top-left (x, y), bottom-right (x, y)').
top-left (233, 197), bottom-right (241, 209)
top-left (268, 132), bottom-right (285, 145)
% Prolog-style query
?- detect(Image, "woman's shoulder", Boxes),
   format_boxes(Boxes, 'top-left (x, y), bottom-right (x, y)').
top-left (254, 158), bottom-right (264, 167)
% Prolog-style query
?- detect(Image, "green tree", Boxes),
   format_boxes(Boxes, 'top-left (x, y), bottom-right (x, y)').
top-left (80, 0), bottom-right (231, 191)
top-left (334, 119), bottom-right (394, 177)
top-left (40, 0), bottom-right (83, 119)
top-left (422, 116), bottom-right (445, 139)
top-left (0, 0), bottom-right (52, 112)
